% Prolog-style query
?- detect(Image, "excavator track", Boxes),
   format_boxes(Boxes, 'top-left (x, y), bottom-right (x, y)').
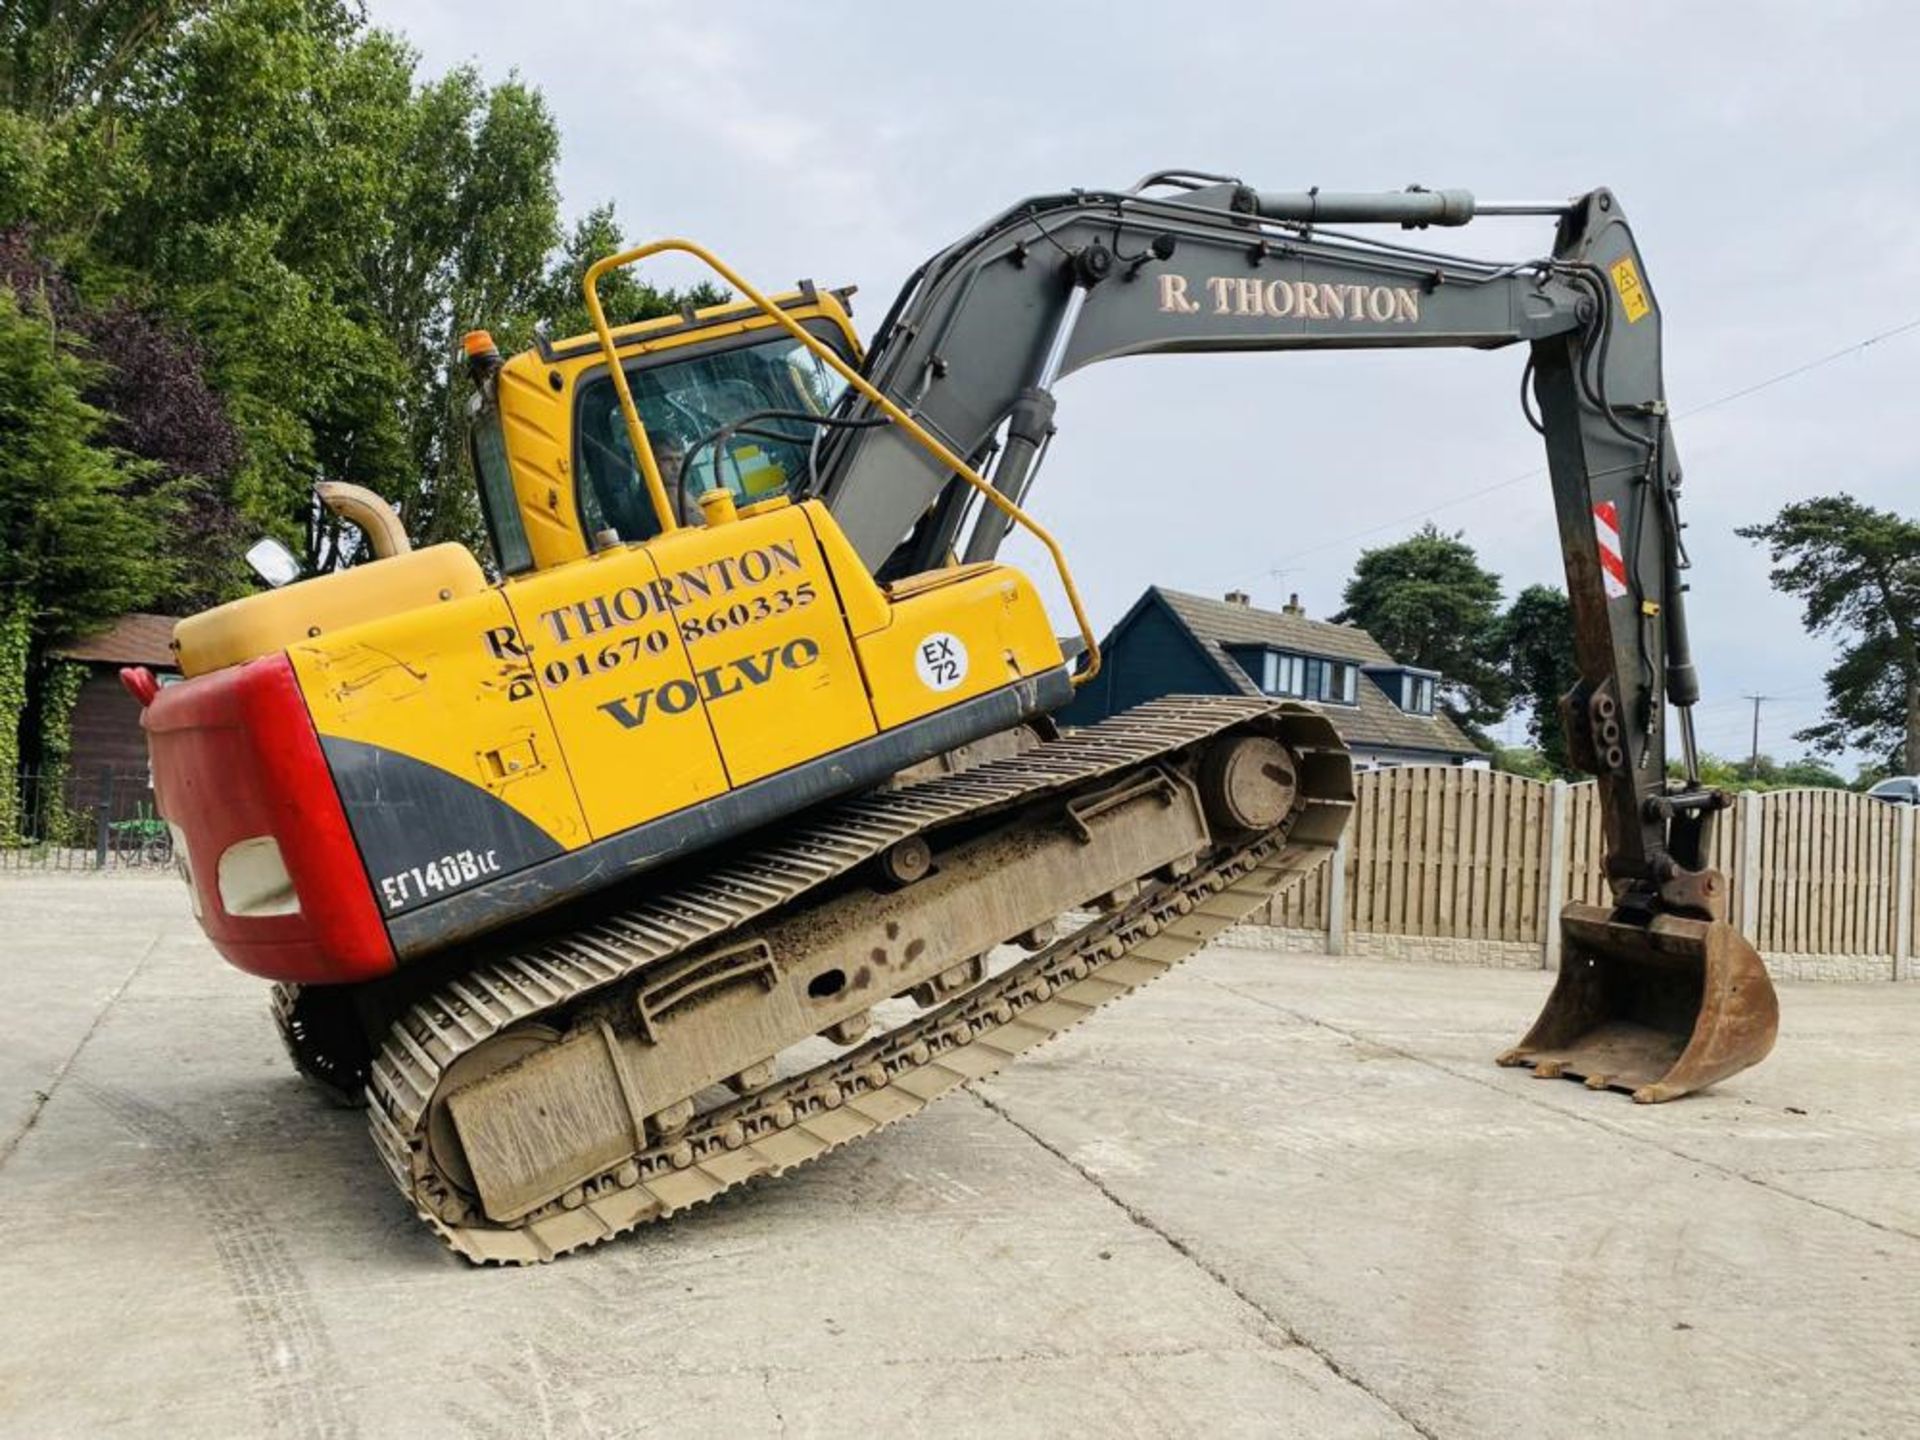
top-left (366, 697), bottom-right (1352, 1264)
top-left (271, 983), bottom-right (370, 1109)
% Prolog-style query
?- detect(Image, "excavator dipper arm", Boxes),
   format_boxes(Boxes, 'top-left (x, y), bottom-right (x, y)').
top-left (817, 176), bottom-right (1777, 1100)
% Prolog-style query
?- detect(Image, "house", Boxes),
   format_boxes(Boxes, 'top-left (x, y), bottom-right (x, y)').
top-left (1058, 587), bottom-right (1485, 769)
top-left (48, 613), bottom-right (180, 786)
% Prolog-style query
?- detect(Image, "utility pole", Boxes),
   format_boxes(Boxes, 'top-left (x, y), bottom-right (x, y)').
top-left (1744, 694), bottom-right (1770, 778)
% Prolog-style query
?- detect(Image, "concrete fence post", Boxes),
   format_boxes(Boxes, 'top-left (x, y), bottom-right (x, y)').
top-left (1542, 780), bottom-right (1569, 971)
top-left (1738, 790), bottom-right (1763, 940)
top-left (1326, 830), bottom-right (1349, 957)
top-left (1895, 803), bottom-right (1915, 982)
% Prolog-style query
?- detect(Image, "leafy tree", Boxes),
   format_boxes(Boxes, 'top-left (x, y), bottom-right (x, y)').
top-left (1737, 495), bottom-right (1920, 773)
top-left (0, 284), bottom-right (178, 768)
top-left (0, 286), bottom-right (178, 638)
top-left (1, 227), bottom-right (242, 607)
top-left (0, 2), bottom-right (204, 122)
top-left (105, 2), bottom-right (422, 553)
top-left (67, 3), bottom-right (720, 565)
top-left (1496, 584), bottom-right (1578, 774)
top-left (4, 0), bottom-right (725, 608)
top-left (1334, 523), bottom-right (1509, 734)
top-left (1675, 751), bottom-right (1849, 792)
top-left (1491, 745), bottom-right (1556, 781)
top-left (1771, 756), bottom-right (1850, 789)
top-left (0, 4), bottom-right (212, 246)
top-left (531, 204), bottom-right (727, 343)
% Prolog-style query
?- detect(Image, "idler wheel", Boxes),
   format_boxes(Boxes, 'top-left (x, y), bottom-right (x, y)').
top-left (1199, 735), bottom-right (1297, 835)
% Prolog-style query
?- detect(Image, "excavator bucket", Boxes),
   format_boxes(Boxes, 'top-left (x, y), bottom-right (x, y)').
top-left (1497, 902), bottom-right (1779, 1103)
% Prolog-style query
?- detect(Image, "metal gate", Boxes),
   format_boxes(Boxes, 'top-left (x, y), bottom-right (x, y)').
top-left (0, 767), bottom-right (175, 871)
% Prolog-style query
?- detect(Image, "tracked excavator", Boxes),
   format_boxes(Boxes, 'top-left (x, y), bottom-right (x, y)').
top-left (134, 172), bottom-right (1778, 1263)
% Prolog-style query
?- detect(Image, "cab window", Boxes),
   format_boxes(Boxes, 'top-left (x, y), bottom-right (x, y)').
top-left (470, 403), bottom-right (534, 574)
top-left (575, 328), bottom-right (847, 543)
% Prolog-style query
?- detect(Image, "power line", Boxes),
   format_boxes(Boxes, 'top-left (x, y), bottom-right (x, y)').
top-left (1679, 314), bottom-right (1920, 420)
top-left (1234, 312), bottom-right (1920, 585)
top-left (1690, 684), bottom-right (1825, 714)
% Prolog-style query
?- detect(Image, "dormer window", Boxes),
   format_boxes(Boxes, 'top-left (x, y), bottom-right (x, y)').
top-left (1367, 665), bottom-right (1438, 714)
top-left (1305, 657), bottom-right (1359, 705)
top-left (1244, 649), bottom-right (1357, 705)
top-left (1264, 652), bottom-right (1303, 697)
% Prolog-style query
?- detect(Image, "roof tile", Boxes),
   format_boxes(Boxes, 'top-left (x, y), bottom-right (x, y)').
top-left (51, 613), bottom-right (181, 669)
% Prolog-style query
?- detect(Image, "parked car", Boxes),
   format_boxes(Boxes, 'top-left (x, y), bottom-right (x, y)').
top-left (1866, 776), bottom-right (1920, 805)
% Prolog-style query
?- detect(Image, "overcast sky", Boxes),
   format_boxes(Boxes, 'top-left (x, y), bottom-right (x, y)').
top-left (376, 0), bottom-right (1918, 768)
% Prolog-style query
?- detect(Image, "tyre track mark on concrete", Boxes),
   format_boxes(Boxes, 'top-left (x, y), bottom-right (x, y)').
top-left (1204, 974), bottom-right (1920, 1245)
top-left (76, 1078), bottom-right (357, 1440)
top-left (0, 935), bottom-right (160, 1172)
top-left (970, 1090), bottom-right (1435, 1440)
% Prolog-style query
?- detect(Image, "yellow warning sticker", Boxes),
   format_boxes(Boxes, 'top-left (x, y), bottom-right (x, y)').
top-left (1609, 256), bottom-right (1651, 323)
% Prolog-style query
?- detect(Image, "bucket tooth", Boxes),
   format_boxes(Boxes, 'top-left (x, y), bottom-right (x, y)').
top-left (1497, 902), bottom-right (1779, 1102)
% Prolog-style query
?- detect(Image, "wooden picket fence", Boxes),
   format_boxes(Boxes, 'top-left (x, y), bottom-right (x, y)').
top-left (1252, 767), bottom-right (1919, 976)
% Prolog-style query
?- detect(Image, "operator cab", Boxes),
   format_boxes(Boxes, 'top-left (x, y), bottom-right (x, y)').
top-left (466, 288), bottom-right (861, 576)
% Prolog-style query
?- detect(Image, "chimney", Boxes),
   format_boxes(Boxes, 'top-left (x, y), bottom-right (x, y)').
top-left (1282, 592), bottom-right (1305, 617)
top-left (1223, 589), bottom-right (1251, 608)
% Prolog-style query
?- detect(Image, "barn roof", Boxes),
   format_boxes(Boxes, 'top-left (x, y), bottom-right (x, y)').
top-left (51, 613), bottom-right (180, 670)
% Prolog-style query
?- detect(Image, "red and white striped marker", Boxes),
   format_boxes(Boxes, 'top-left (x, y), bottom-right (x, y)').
top-left (1593, 500), bottom-right (1629, 600)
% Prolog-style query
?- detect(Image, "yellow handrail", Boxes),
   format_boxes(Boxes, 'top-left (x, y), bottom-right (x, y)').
top-left (581, 252), bottom-right (679, 536)
top-left (582, 239), bottom-right (1101, 686)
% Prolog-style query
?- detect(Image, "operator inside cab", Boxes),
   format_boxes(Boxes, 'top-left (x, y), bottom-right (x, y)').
top-left (575, 330), bottom-right (846, 545)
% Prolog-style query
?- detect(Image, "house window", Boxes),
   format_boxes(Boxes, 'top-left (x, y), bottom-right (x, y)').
top-left (1259, 652), bottom-right (1306, 698)
top-left (1302, 657), bottom-right (1357, 705)
top-left (1255, 650), bottom-right (1354, 705)
top-left (1410, 676), bottom-right (1434, 714)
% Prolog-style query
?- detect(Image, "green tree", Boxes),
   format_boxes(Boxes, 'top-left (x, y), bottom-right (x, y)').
top-left (1676, 752), bottom-right (1849, 792)
top-left (1737, 495), bottom-right (1920, 773)
top-left (86, 0), bottom-right (417, 564)
top-left (1496, 583), bottom-right (1578, 774)
top-left (1771, 756), bottom-right (1850, 789)
top-left (363, 62), bottom-right (564, 550)
top-left (1491, 745), bottom-right (1556, 781)
top-left (0, 285), bottom-right (178, 771)
top-left (3, 228), bottom-right (244, 611)
top-left (1334, 523), bottom-right (1509, 734)
top-left (531, 203), bottom-right (727, 342)
top-left (0, 2), bottom-right (203, 122)
top-left (6, 0), bottom-right (724, 595)
top-left (0, 2), bottom-right (203, 237)
top-left (71, 3), bottom-right (720, 566)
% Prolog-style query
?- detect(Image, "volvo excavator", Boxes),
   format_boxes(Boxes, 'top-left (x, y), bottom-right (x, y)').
top-left (133, 171), bottom-right (1779, 1263)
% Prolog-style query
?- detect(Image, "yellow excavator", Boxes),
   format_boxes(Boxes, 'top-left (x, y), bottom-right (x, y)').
top-left (132, 172), bottom-right (1778, 1263)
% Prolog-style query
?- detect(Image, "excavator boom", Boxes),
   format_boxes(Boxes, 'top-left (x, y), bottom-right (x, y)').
top-left (812, 174), bottom-right (1776, 1099)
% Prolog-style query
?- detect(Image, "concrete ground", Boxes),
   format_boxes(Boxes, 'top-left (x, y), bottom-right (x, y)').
top-left (1, 876), bottom-right (1916, 1440)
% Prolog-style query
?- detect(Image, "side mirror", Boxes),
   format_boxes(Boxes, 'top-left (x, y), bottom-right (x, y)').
top-left (245, 538), bottom-right (303, 589)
